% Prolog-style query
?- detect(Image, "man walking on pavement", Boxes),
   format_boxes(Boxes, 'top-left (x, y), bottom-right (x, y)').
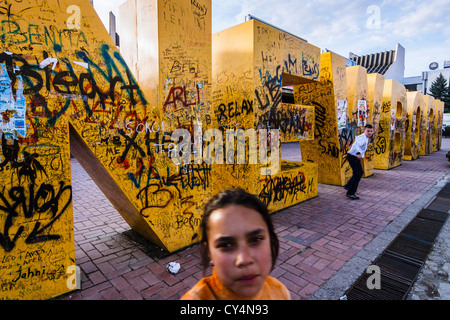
top-left (345, 124), bottom-right (374, 200)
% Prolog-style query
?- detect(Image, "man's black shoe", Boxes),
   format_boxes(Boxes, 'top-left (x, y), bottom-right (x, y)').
top-left (346, 194), bottom-right (360, 200)
top-left (344, 185), bottom-right (349, 190)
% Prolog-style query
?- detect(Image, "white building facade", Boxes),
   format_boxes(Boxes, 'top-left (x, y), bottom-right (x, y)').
top-left (403, 61), bottom-right (450, 95)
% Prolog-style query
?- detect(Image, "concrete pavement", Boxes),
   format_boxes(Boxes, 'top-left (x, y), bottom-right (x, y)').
top-left (61, 139), bottom-right (450, 300)
top-left (407, 203), bottom-right (450, 300)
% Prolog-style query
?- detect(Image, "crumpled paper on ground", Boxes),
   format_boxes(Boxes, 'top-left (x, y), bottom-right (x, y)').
top-left (166, 262), bottom-right (181, 274)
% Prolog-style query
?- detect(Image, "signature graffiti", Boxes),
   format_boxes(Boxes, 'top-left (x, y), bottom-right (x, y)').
top-left (0, 181), bottom-right (72, 252)
top-left (258, 171), bottom-right (312, 206)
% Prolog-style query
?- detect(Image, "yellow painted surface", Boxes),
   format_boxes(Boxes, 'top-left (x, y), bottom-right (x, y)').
top-left (404, 91), bottom-right (424, 160)
top-left (374, 79), bottom-right (407, 170)
top-left (423, 95), bottom-right (436, 154)
top-left (278, 104), bottom-right (315, 142)
top-left (346, 65), bottom-right (374, 177)
top-left (211, 21), bottom-right (259, 197)
top-left (211, 20), bottom-right (319, 212)
top-left (420, 95), bottom-right (432, 156)
top-left (367, 73), bottom-right (385, 129)
top-left (367, 73), bottom-right (385, 165)
top-left (118, 0), bottom-right (213, 253)
top-left (258, 161), bottom-right (318, 212)
top-left (346, 66), bottom-right (369, 131)
top-left (120, 0), bottom-right (213, 130)
top-left (294, 52), bottom-right (351, 186)
top-left (432, 99), bottom-right (441, 152)
top-left (0, 119), bottom-right (74, 300)
top-left (0, 0), bottom-right (102, 300)
top-left (251, 18), bottom-right (320, 133)
top-left (436, 100), bottom-right (443, 150)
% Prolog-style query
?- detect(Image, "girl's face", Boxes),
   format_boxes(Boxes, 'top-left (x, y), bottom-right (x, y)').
top-left (206, 205), bottom-right (273, 297)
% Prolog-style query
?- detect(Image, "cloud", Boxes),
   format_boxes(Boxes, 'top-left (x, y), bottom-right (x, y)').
top-left (382, 0), bottom-right (448, 39)
top-left (97, 0), bottom-right (450, 77)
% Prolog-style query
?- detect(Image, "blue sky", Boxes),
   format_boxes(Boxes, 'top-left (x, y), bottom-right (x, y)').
top-left (94, 0), bottom-right (450, 77)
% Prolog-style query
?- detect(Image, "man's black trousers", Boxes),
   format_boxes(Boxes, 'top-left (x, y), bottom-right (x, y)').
top-left (346, 154), bottom-right (363, 195)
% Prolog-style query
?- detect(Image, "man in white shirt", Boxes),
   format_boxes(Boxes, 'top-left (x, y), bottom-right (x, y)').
top-left (344, 124), bottom-right (374, 200)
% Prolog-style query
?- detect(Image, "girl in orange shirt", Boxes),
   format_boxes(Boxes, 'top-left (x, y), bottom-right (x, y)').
top-left (181, 188), bottom-right (291, 300)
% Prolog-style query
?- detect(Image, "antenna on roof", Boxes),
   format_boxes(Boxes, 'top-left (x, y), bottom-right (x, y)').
top-left (245, 14), bottom-right (308, 43)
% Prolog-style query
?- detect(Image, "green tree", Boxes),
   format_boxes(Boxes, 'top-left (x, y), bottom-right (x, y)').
top-left (429, 73), bottom-right (450, 112)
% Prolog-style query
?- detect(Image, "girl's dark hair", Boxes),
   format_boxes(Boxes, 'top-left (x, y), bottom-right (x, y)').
top-left (200, 188), bottom-right (279, 273)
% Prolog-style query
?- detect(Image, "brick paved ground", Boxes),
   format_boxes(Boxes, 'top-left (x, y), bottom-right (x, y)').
top-left (62, 139), bottom-right (450, 300)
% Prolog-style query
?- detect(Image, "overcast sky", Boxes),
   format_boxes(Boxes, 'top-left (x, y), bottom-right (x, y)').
top-left (93, 0), bottom-right (450, 78)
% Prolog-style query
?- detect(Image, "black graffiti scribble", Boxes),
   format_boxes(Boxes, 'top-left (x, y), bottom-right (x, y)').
top-left (375, 136), bottom-right (387, 154)
top-left (0, 45), bottom-right (147, 128)
top-left (0, 181), bottom-right (72, 252)
top-left (0, 133), bottom-right (20, 171)
top-left (216, 99), bottom-right (254, 122)
top-left (258, 172), bottom-right (307, 206)
top-left (13, 151), bottom-right (48, 185)
top-left (257, 108), bottom-right (309, 135)
top-left (118, 129), bottom-right (146, 163)
top-left (1, 133), bottom-right (48, 184)
top-left (255, 76), bottom-right (282, 111)
top-left (137, 184), bottom-right (173, 217)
